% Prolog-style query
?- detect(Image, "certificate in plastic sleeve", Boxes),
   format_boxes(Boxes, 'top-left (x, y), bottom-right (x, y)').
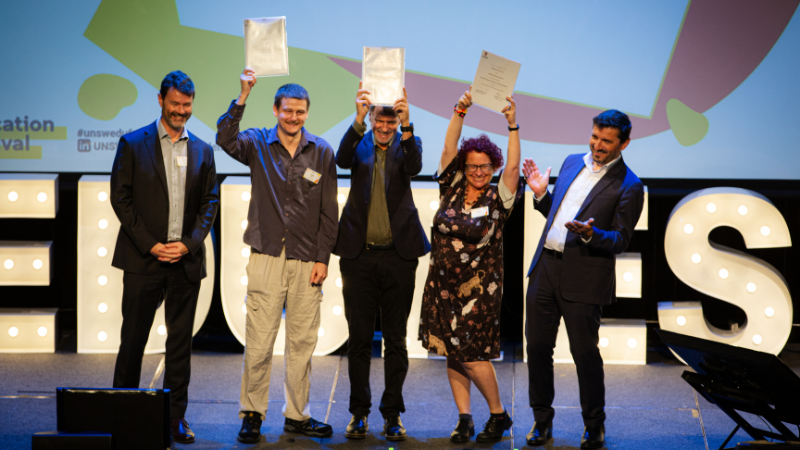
top-left (362, 47), bottom-right (405, 106)
top-left (244, 17), bottom-right (289, 77)
top-left (471, 50), bottom-right (521, 114)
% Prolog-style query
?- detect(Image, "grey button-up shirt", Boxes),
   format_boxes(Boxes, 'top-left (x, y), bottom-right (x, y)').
top-left (157, 118), bottom-right (188, 242)
top-left (216, 100), bottom-right (338, 265)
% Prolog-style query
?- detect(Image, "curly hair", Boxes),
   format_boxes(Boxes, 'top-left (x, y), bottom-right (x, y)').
top-left (457, 134), bottom-right (504, 171)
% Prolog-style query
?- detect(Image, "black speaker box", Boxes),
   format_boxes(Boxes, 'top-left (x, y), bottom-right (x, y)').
top-left (32, 431), bottom-right (113, 450)
top-left (56, 388), bottom-right (170, 450)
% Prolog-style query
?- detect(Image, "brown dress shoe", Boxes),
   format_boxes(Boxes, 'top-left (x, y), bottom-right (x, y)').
top-left (171, 418), bottom-right (196, 444)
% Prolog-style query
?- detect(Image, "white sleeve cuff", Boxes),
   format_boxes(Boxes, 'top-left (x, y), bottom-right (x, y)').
top-left (498, 178), bottom-right (515, 209)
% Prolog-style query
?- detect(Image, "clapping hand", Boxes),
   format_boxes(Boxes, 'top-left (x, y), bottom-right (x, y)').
top-left (522, 158), bottom-right (550, 198)
top-left (565, 218), bottom-right (594, 240)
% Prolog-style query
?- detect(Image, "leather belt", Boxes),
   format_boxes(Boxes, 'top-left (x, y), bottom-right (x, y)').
top-left (365, 242), bottom-right (395, 251)
top-left (542, 248), bottom-right (563, 259)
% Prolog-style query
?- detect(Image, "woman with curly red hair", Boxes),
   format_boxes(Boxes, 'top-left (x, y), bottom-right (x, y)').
top-left (419, 88), bottom-right (523, 443)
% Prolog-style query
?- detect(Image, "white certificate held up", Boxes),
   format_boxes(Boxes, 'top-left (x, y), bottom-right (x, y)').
top-left (362, 47), bottom-right (405, 106)
top-left (471, 50), bottom-right (521, 114)
top-left (244, 17), bottom-right (289, 77)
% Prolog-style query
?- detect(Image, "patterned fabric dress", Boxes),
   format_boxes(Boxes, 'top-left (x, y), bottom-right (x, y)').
top-left (419, 159), bottom-right (524, 361)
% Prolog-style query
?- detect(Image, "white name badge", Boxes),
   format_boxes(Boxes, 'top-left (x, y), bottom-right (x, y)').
top-left (177, 156), bottom-right (187, 167)
top-left (471, 206), bottom-right (489, 218)
top-left (303, 168), bottom-right (321, 184)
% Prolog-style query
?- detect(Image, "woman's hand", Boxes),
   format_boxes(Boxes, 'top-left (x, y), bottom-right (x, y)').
top-left (457, 87), bottom-right (473, 110)
top-left (501, 96), bottom-right (516, 127)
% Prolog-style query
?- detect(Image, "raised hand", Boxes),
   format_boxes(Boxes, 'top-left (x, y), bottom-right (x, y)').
top-left (501, 96), bottom-right (517, 127)
top-left (355, 80), bottom-right (372, 124)
top-left (238, 67), bottom-right (257, 105)
top-left (457, 86), bottom-right (473, 111)
top-left (394, 87), bottom-right (410, 127)
top-left (522, 158), bottom-right (551, 198)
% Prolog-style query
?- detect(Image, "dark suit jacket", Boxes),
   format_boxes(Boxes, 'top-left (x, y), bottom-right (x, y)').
top-left (527, 153), bottom-right (644, 305)
top-left (110, 121), bottom-right (219, 283)
top-left (333, 126), bottom-right (431, 260)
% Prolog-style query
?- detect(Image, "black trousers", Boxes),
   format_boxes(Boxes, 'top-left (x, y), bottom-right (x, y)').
top-left (525, 252), bottom-right (605, 426)
top-left (340, 248), bottom-right (418, 418)
top-left (113, 263), bottom-right (200, 419)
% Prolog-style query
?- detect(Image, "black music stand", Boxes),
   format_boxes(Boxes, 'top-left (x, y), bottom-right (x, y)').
top-left (657, 329), bottom-right (800, 450)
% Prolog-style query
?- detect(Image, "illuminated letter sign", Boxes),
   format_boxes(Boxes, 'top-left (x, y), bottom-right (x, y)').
top-left (661, 187), bottom-right (792, 355)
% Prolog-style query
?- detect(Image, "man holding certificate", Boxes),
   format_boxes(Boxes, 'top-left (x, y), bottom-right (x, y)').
top-left (334, 82), bottom-right (430, 441)
top-left (216, 68), bottom-right (338, 443)
top-left (523, 110), bottom-right (644, 449)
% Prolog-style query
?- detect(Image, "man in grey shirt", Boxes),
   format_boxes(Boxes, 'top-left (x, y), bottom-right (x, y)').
top-left (217, 68), bottom-right (338, 443)
top-left (111, 70), bottom-right (219, 444)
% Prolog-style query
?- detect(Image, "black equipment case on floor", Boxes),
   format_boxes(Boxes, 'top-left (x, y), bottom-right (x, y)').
top-left (56, 387), bottom-right (171, 450)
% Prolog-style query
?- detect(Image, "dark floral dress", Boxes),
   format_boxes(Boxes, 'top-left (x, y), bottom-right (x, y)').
top-left (419, 159), bottom-right (524, 361)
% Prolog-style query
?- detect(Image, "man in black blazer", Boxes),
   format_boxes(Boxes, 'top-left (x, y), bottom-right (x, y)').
top-left (523, 110), bottom-right (644, 449)
top-left (334, 83), bottom-right (431, 441)
top-left (110, 71), bottom-right (219, 444)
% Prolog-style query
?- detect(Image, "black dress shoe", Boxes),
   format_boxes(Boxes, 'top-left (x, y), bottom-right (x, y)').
top-left (171, 418), bottom-right (195, 444)
top-left (526, 421), bottom-right (552, 446)
top-left (344, 415), bottom-right (368, 439)
top-left (237, 411), bottom-right (262, 444)
top-left (580, 424), bottom-right (605, 449)
top-left (382, 416), bottom-right (407, 441)
top-left (450, 418), bottom-right (475, 443)
top-left (475, 410), bottom-right (513, 443)
top-left (284, 417), bottom-right (333, 438)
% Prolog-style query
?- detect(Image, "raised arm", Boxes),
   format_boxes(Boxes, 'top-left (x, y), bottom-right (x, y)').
top-left (215, 67), bottom-right (258, 165)
top-left (502, 96), bottom-right (520, 194)
top-left (440, 88), bottom-right (472, 171)
top-left (394, 87), bottom-right (422, 175)
top-left (522, 158), bottom-right (552, 216)
top-left (336, 81), bottom-right (370, 169)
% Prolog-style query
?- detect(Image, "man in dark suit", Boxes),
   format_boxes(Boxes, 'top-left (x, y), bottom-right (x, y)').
top-left (110, 70), bottom-right (219, 444)
top-left (523, 110), bottom-right (644, 449)
top-left (334, 82), bottom-right (431, 441)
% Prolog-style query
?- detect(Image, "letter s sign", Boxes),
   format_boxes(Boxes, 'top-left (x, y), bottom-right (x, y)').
top-left (660, 187), bottom-right (792, 356)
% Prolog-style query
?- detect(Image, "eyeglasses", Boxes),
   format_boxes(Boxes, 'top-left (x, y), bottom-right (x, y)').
top-left (465, 164), bottom-right (494, 173)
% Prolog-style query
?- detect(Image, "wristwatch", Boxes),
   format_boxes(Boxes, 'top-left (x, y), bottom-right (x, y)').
top-left (400, 123), bottom-right (414, 133)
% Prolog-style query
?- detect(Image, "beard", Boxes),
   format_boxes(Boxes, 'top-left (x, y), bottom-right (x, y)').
top-left (162, 108), bottom-right (191, 132)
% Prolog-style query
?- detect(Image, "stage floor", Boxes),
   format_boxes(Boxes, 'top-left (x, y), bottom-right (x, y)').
top-left (3, 341), bottom-right (798, 450)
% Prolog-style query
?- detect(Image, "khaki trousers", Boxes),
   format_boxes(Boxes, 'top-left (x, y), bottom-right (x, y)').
top-left (239, 248), bottom-right (322, 421)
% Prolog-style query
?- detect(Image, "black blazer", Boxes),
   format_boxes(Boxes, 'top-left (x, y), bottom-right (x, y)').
top-left (333, 126), bottom-right (431, 260)
top-left (527, 153), bottom-right (644, 305)
top-left (110, 121), bottom-right (219, 282)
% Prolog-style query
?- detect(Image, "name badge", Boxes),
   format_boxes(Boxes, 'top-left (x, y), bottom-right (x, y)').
top-left (176, 156), bottom-right (187, 167)
top-left (303, 168), bottom-right (321, 184)
top-left (471, 206), bottom-right (489, 218)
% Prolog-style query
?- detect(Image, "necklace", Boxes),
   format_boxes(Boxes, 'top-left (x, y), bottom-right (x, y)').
top-left (465, 185), bottom-right (486, 207)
